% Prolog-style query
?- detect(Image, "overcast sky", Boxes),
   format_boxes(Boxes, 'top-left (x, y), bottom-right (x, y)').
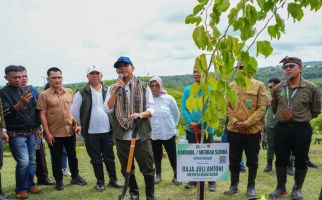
top-left (1, 0), bottom-right (322, 86)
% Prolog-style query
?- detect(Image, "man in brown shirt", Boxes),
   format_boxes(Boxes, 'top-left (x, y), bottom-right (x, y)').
top-left (224, 61), bottom-right (267, 198)
top-left (37, 67), bottom-right (87, 191)
top-left (269, 57), bottom-right (321, 199)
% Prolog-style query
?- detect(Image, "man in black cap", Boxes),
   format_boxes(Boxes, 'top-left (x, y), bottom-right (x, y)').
top-left (269, 56), bottom-right (321, 199)
top-left (105, 57), bottom-right (157, 200)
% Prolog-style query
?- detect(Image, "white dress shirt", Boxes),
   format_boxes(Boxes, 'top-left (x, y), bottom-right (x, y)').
top-left (150, 93), bottom-right (180, 140)
top-left (72, 85), bottom-right (111, 134)
top-left (104, 79), bottom-right (155, 140)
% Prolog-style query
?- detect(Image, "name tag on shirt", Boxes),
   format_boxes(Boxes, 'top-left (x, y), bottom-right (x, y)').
top-left (246, 99), bottom-right (252, 109)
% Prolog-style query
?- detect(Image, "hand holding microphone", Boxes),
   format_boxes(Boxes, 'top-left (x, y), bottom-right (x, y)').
top-left (117, 74), bottom-right (124, 96)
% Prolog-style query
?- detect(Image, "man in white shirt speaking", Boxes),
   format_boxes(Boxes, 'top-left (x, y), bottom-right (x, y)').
top-left (72, 66), bottom-right (123, 192)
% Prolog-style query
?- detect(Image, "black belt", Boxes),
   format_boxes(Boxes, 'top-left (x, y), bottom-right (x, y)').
top-left (8, 129), bottom-right (33, 137)
top-left (278, 122), bottom-right (308, 127)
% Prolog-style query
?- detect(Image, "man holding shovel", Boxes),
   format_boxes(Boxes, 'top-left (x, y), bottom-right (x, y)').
top-left (105, 56), bottom-right (157, 200)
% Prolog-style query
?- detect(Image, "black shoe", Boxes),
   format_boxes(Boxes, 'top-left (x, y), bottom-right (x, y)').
top-left (129, 192), bottom-right (139, 200)
top-left (247, 168), bottom-right (257, 197)
top-left (269, 167), bottom-right (288, 198)
top-left (308, 160), bottom-right (318, 168)
top-left (240, 168), bottom-right (246, 173)
top-left (37, 177), bottom-right (56, 185)
top-left (269, 187), bottom-right (287, 198)
top-left (70, 175), bottom-right (87, 185)
top-left (95, 181), bottom-right (105, 192)
top-left (290, 169), bottom-right (307, 200)
top-left (184, 182), bottom-right (197, 189)
top-left (147, 195), bottom-right (158, 200)
top-left (246, 186), bottom-right (257, 198)
top-left (55, 180), bottom-right (65, 191)
top-left (154, 174), bottom-right (161, 184)
top-left (172, 178), bottom-right (182, 185)
top-left (224, 185), bottom-right (239, 195)
top-left (224, 172), bottom-right (239, 195)
top-left (264, 164), bottom-right (272, 172)
top-left (208, 182), bottom-right (216, 192)
top-left (154, 160), bottom-right (162, 185)
top-left (144, 175), bottom-right (157, 200)
top-left (108, 179), bottom-right (124, 188)
top-left (291, 186), bottom-right (302, 200)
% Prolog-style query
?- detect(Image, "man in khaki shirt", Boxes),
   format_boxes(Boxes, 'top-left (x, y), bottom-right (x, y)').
top-left (269, 57), bottom-right (321, 199)
top-left (37, 67), bottom-right (87, 191)
top-left (224, 61), bottom-right (266, 198)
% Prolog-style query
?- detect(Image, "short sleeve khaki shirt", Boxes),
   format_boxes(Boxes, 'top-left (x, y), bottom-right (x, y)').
top-left (37, 87), bottom-right (74, 137)
top-left (271, 77), bottom-right (321, 122)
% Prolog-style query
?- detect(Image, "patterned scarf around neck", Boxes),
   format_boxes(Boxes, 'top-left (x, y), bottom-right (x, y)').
top-left (115, 76), bottom-right (144, 131)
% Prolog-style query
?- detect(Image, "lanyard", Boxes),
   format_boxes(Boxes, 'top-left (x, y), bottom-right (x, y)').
top-left (285, 87), bottom-right (299, 107)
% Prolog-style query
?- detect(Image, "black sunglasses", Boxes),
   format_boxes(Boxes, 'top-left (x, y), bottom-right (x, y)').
top-left (282, 63), bottom-right (297, 70)
top-left (234, 65), bottom-right (243, 70)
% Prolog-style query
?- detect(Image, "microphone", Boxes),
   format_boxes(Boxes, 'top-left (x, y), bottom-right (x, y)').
top-left (117, 74), bottom-right (124, 96)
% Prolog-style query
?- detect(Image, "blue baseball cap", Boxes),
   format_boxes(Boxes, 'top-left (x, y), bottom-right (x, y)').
top-left (113, 56), bottom-right (133, 68)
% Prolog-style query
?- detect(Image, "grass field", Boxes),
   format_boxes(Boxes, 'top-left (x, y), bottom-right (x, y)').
top-left (1, 134), bottom-right (321, 200)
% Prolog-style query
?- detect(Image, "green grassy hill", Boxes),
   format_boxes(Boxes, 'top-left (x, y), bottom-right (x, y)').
top-left (60, 61), bottom-right (322, 92)
top-left (60, 61), bottom-right (322, 134)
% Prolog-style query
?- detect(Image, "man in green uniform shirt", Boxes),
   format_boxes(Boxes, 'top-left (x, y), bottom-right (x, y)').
top-left (269, 56), bottom-right (321, 199)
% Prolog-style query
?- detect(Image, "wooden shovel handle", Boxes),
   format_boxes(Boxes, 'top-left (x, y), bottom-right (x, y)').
top-left (126, 138), bottom-right (137, 173)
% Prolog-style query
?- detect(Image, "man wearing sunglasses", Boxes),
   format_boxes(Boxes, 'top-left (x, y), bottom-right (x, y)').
top-left (225, 61), bottom-right (267, 198)
top-left (269, 56), bottom-right (321, 199)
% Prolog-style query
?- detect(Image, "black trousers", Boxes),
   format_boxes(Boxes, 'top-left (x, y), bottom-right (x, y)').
top-left (84, 132), bottom-right (115, 165)
top-left (36, 140), bottom-right (49, 180)
top-left (116, 139), bottom-right (155, 177)
top-left (151, 136), bottom-right (177, 172)
top-left (49, 134), bottom-right (79, 181)
top-left (274, 122), bottom-right (312, 170)
top-left (84, 132), bottom-right (117, 180)
top-left (227, 131), bottom-right (261, 173)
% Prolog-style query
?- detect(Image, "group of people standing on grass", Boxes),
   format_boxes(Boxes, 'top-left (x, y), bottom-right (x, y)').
top-left (0, 55), bottom-right (320, 200)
